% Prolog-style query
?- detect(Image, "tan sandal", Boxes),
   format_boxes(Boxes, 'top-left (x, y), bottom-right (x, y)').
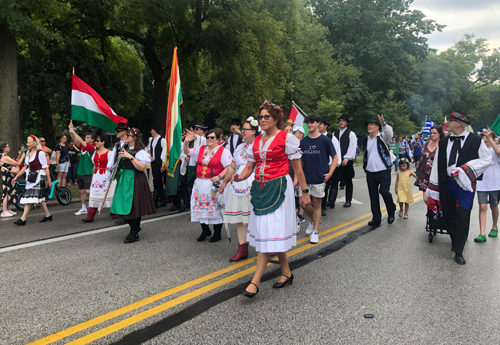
top-left (403, 215), bottom-right (408, 219)
top-left (398, 211), bottom-right (403, 218)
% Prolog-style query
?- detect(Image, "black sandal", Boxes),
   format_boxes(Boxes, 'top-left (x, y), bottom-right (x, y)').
top-left (242, 282), bottom-right (259, 298)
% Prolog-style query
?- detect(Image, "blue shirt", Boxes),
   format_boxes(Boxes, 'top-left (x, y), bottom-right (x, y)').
top-left (300, 135), bottom-right (337, 184)
top-left (412, 139), bottom-right (424, 156)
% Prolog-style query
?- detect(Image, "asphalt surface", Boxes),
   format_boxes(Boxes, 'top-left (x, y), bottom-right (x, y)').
top-left (1, 165), bottom-right (499, 345)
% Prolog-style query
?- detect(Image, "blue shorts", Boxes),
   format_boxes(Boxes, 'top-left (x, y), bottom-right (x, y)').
top-left (57, 162), bottom-right (69, 173)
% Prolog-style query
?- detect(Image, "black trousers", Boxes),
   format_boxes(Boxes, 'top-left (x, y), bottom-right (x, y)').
top-left (440, 188), bottom-right (471, 255)
top-left (329, 161), bottom-right (355, 203)
top-left (127, 217), bottom-right (142, 233)
top-left (366, 169), bottom-right (396, 223)
top-left (179, 173), bottom-right (191, 208)
top-left (151, 161), bottom-right (166, 203)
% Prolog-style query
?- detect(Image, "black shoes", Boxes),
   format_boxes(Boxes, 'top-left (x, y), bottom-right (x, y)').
top-left (197, 228), bottom-right (212, 242)
top-left (14, 219), bottom-right (26, 226)
top-left (368, 221), bottom-right (381, 227)
top-left (321, 209), bottom-right (327, 217)
top-left (343, 201), bottom-right (351, 207)
top-left (387, 213), bottom-right (395, 224)
top-left (273, 273), bottom-right (294, 288)
top-left (124, 232), bottom-right (140, 243)
top-left (326, 202), bottom-right (335, 209)
top-left (39, 215), bottom-right (52, 223)
top-left (115, 219), bottom-right (127, 225)
top-left (156, 202), bottom-right (167, 209)
top-left (169, 204), bottom-right (180, 211)
top-left (242, 282), bottom-right (259, 298)
top-left (178, 205), bottom-right (189, 213)
top-left (209, 231), bottom-right (222, 242)
top-left (454, 254), bottom-right (466, 265)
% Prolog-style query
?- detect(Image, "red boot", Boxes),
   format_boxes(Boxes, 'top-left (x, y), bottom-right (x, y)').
top-left (229, 243), bottom-right (249, 262)
top-left (82, 207), bottom-right (97, 223)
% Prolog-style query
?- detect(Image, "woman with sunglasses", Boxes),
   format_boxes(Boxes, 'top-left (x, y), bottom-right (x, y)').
top-left (74, 135), bottom-right (115, 223)
top-left (184, 128), bottom-right (232, 242)
top-left (110, 128), bottom-right (156, 243)
top-left (219, 117), bottom-right (259, 261)
top-left (11, 135), bottom-right (53, 225)
top-left (0, 142), bottom-right (25, 217)
top-left (232, 101), bottom-right (310, 298)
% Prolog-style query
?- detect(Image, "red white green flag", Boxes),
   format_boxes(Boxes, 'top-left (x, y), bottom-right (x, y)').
top-left (71, 74), bottom-right (127, 132)
top-left (288, 103), bottom-right (308, 135)
top-left (164, 47), bottom-right (183, 196)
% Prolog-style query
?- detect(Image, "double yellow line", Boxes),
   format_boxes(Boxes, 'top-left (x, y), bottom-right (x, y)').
top-left (30, 193), bottom-right (422, 345)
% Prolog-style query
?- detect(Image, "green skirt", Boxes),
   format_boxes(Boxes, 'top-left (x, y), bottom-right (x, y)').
top-left (250, 176), bottom-right (287, 216)
top-left (110, 169), bottom-right (134, 215)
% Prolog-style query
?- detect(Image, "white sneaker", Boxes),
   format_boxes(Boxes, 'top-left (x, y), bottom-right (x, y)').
top-left (1, 212), bottom-right (13, 218)
top-left (310, 231), bottom-right (319, 244)
top-left (75, 209), bottom-right (88, 215)
top-left (296, 218), bottom-right (301, 233)
top-left (306, 221), bottom-right (314, 235)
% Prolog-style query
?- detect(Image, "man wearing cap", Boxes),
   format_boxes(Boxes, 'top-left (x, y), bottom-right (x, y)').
top-left (148, 125), bottom-right (166, 208)
top-left (362, 114), bottom-right (396, 226)
top-left (178, 121), bottom-right (207, 212)
top-left (426, 111), bottom-right (491, 265)
top-left (227, 118), bottom-right (243, 155)
top-left (330, 114), bottom-right (358, 208)
top-left (68, 126), bottom-right (96, 216)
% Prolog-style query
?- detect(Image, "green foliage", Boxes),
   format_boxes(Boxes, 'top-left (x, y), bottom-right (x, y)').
top-left (381, 92), bottom-right (418, 137)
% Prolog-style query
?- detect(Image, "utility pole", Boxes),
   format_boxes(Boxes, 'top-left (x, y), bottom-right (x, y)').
top-left (290, 51), bottom-right (308, 111)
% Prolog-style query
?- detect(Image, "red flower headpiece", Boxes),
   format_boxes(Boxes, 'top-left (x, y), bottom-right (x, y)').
top-left (450, 111), bottom-right (478, 124)
top-left (131, 127), bottom-right (137, 135)
top-left (260, 100), bottom-right (284, 117)
top-left (29, 134), bottom-right (38, 143)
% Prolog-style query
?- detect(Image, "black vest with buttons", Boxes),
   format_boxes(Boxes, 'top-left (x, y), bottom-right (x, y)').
top-left (437, 133), bottom-right (482, 184)
top-left (334, 128), bottom-right (351, 159)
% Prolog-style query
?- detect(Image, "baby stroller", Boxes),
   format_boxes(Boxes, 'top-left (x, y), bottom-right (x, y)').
top-left (426, 198), bottom-right (448, 243)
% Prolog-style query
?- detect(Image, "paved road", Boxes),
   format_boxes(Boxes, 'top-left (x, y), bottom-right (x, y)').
top-left (1, 166), bottom-right (499, 344)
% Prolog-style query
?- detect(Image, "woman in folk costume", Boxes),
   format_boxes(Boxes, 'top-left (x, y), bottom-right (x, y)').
top-left (233, 101), bottom-right (310, 298)
top-left (81, 135), bottom-right (116, 222)
top-left (0, 142), bottom-right (24, 218)
top-left (219, 117), bottom-right (259, 261)
top-left (183, 128), bottom-right (232, 243)
top-left (110, 128), bottom-right (156, 243)
top-left (11, 135), bottom-right (53, 225)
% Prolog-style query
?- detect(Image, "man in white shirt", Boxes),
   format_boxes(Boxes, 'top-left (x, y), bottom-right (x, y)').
top-left (362, 115), bottom-right (396, 226)
top-left (148, 124), bottom-right (166, 208)
top-left (227, 118), bottom-right (243, 155)
top-left (426, 111), bottom-right (491, 264)
top-left (329, 114), bottom-right (358, 208)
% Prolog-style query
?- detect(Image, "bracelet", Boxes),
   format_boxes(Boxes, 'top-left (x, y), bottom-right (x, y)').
top-left (218, 174), bottom-right (223, 179)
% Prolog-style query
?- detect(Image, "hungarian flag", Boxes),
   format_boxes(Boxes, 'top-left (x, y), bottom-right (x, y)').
top-left (288, 103), bottom-right (308, 135)
top-left (443, 115), bottom-right (448, 131)
top-left (164, 47), bottom-right (183, 196)
top-left (71, 74), bottom-right (127, 132)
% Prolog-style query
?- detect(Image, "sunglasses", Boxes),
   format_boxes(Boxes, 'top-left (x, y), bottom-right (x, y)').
top-left (206, 136), bottom-right (217, 140)
top-left (40, 140), bottom-right (45, 142)
top-left (257, 115), bottom-right (271, 121)
top-left (96, 140), bottom-right (104, 142)
top-left (241, 128), bottom-right (252, 132)
top-left (127, 134), bottom-right (135, 137)
top-left (116, 129), bottom-right (125, 133)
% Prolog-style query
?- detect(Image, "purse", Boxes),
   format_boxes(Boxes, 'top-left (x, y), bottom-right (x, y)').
top-left (28, 171), bottom-right (38, 183)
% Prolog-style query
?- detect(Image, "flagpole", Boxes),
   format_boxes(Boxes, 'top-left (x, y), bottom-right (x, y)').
top-left (292, 101), bottom-right (308, 117)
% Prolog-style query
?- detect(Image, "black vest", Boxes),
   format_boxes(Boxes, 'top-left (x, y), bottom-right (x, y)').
top-left (362, 136), bottom-right (392, 171)
top-left (229, 134), bottom-right (243, 155)
top-left (152, 137), bottom-right (163, 164)
top-left (334, 128), bottom-right (351, 159)
top-left (437, 133), bottom-right (482, 184)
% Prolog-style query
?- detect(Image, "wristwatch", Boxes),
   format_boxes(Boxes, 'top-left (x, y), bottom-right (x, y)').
top-left (218, 174), bottom-right (223, 179)
top-left (302, 189), bottom-right (309, 194)
top-left (130, 156), bottom-right (135, 161)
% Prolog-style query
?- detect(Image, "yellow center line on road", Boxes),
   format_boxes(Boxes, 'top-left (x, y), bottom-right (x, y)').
top-left (30, 192), bottom-right (422, 345)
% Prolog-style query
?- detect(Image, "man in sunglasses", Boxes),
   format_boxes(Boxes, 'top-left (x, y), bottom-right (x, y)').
top-left (69, 124), bottom-right (96, 216)
top-left (39, 137), bottom-right (52, 166)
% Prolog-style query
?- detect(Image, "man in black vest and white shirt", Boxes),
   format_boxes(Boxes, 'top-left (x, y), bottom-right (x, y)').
top-left (148, 125), bottom-right (166, 208)
top-left (227, 118), bottom-right (243, 155)
top-left (362, 115), bottom-right (396, 227)
top-left (426, 111), bottom-right (491, 265)
top-left (330, 114), bottom-right (357, 208)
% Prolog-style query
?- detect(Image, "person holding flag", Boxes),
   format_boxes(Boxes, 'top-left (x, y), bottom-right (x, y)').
top-left (110, 128), bottom-right (156, 243)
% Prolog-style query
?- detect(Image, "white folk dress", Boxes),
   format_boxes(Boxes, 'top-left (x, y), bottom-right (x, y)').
top-left (88, 150), bottom-right (116, 208)
top-left (246, 133), bottom-right (301, 253)
top-left (21, 150), bottom-right (49, 205)
top-left (189, 145), bottom-right (232, 224)
top-left (225, 142), bottom-right (254, 224)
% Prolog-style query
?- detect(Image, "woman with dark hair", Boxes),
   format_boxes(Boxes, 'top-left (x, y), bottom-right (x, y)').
top-left (184, 127), bottom-right (232, 243)
top-left (80, 135), bottom-right (116, 223)
top-left (110, 128), bottom-right (156, 243)
top-left (11, 135), bottom-right (53, 225)
top-left (66, 141), bottom-right (79, 185)
top-left (0, 142), bottom-right (24, 217)
top-left (55, 134), bottom-right (70, 187)
top-left (219, 117), bottom-right (259, 261)
top-left (233, 100), bottom-right (310, 298)
top-left (419, 125), bottom-right (445, 204)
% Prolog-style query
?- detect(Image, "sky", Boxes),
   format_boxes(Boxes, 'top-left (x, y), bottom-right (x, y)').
top-left (410, 0), bottom-right (500, 52)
